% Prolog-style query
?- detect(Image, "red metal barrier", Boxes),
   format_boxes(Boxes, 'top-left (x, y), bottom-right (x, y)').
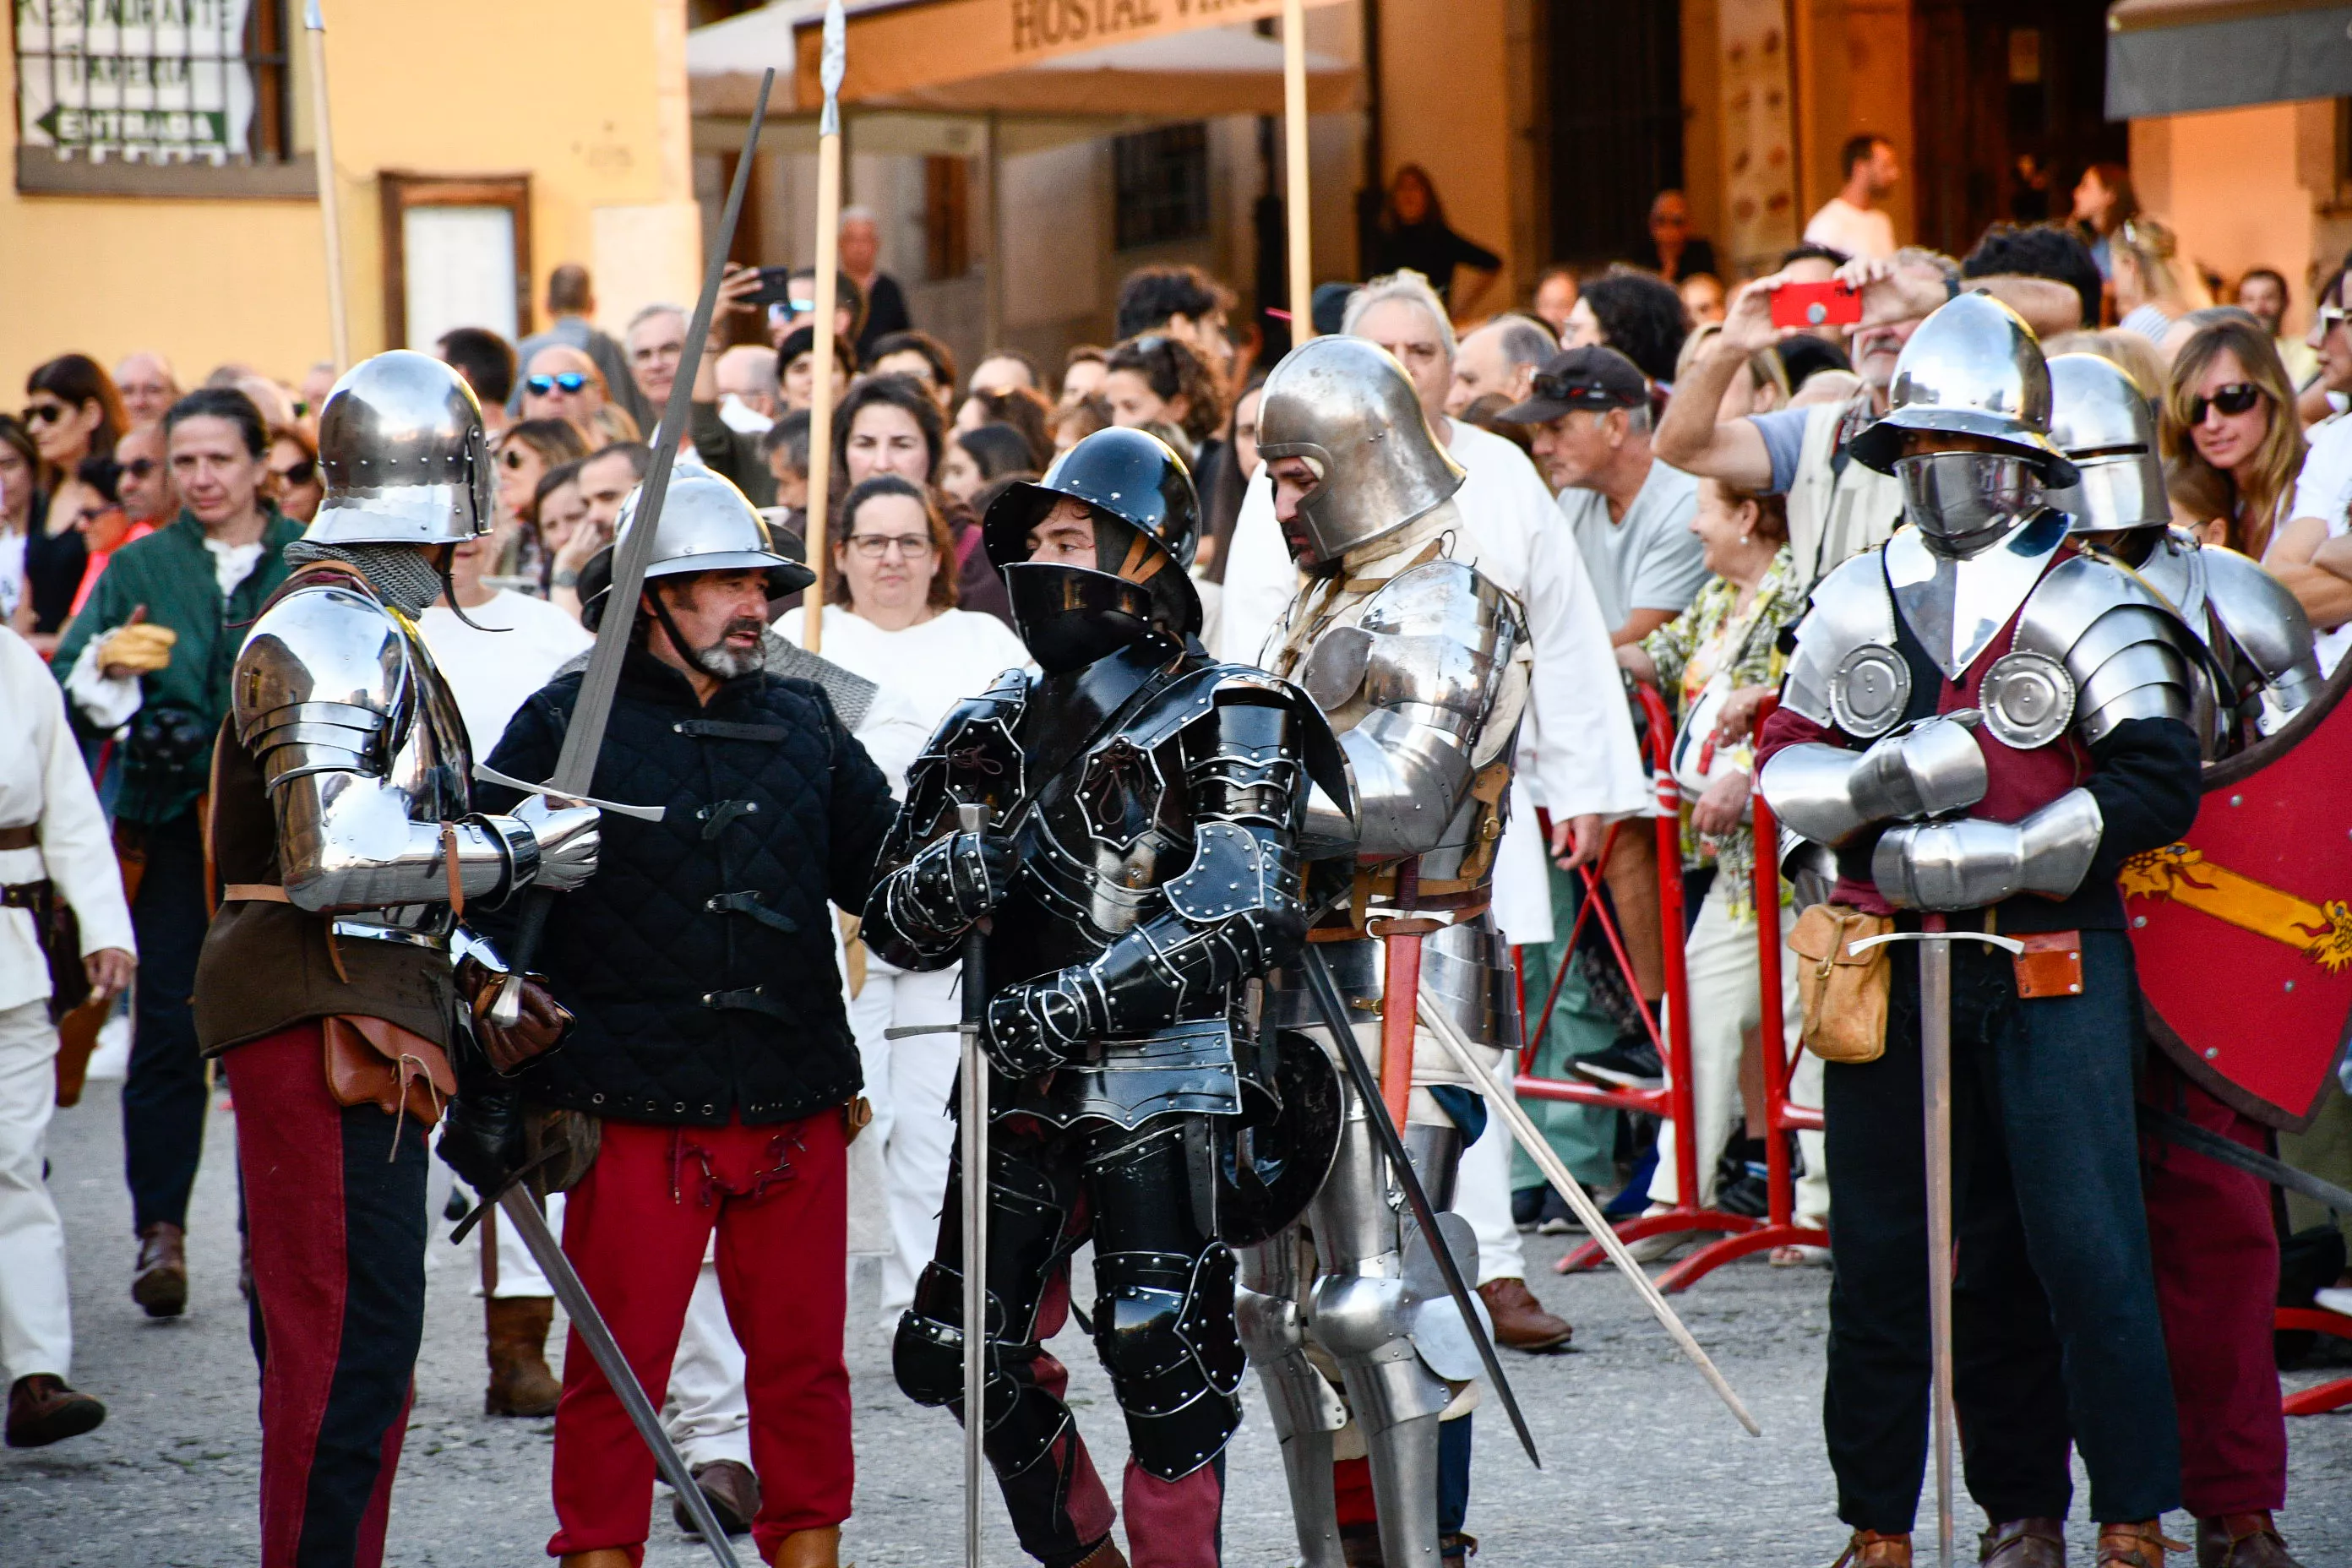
top-left (2275, 1308), bottom-right (2352, 1416)
top-left (1520, 689), bottom-right (1827, 1290)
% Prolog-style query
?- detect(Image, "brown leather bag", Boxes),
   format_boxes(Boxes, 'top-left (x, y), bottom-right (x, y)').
top-left (1789, 902), bottom-right (1896, 1064)
top-left (323, 1015), bottom-right (457, 1135)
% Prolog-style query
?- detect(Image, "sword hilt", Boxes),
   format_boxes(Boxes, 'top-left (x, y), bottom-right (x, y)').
top-left (1846, 929), bottom-right (2024, 957)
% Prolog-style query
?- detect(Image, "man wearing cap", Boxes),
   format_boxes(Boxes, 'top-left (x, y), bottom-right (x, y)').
top-left (471, 466), bottom-right (895, 1568)
top-left (1755, 296), bottom-right (2202, 1568)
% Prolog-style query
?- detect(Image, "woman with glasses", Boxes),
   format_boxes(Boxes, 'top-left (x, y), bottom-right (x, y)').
top-left (775, 472), bottom-right (1030, 1326)
top-left (0, 415), bottom-right (87, 646)
top-left (23, 355), bottom-right (125, 493)
top-left (492, 419), bottom-right (590, 591)
top-left (2162, 315), bottom-right (2304, 561)
top-left (54, 455), bottom-right (156, 626)
top-left (264, 424), bottom-right (323, 525)
top-left (834, 373), bottom-right (1012, 626)
top-left (2114, 217), bottom-right (2209, 347)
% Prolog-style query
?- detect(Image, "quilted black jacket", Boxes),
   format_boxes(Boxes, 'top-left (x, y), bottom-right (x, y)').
top-left (477, 647), bottom-right (897, 1125)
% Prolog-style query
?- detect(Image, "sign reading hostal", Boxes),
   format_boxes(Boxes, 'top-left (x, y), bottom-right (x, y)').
top-left (15, 0), bottom-right (259, 162)
top-left (792, 0), bottom-right (1322, 107)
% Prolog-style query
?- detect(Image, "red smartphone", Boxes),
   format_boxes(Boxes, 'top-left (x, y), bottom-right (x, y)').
top-left (1772, 280), bottom-right (1862, 329)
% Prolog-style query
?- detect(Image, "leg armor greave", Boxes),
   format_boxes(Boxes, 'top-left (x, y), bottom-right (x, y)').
top-left (1237, 1228), bottom-right (1348, 1568)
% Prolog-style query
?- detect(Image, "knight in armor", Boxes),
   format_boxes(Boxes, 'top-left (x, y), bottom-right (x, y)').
top-left (470, 464), bottom-right (896, 1568)
top-left (2048, 352), bottom-right (2316, 1568)
top-left (190, 351), bottom-right (601, 1568)
top-left (1755, 295), bottom-right (2200, 1568)
top-left (1237, 335), bottom-right (1533, 1568)
top-left (863, 427), bottom-right (1342, 1568)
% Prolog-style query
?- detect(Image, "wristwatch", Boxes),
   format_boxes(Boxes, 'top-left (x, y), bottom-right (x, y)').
top-left (552, 568), bottom-right (581, 589)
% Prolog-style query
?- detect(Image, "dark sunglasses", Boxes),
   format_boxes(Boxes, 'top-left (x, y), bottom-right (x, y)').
top-left (23, 402), bottom-right (68, 426)
top-left (2188, 383), bottom-right (2264, 423)
top-left (1529, 372), bottom-right (1621, 409)
top-left (272, 457), bottom-right (317, 487)
top-left (525, 373), bottom-right (588, 395)
top-left (122, 457), bottom-right (159, 479)
top-left (502, 449), bottom-right (531, 469)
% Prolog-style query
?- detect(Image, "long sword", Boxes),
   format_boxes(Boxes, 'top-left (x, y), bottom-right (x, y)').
top-left (1416, 995), bottom-right (1761, 1435)
top-left (497, 1188), bottom-right (742, 1568)
top-left (489, 66), bottom-right (776, 1026)
top-left (1851, 923), bottom-right (2023, 1568)
top-left (956, 803), bottom-right (992, 1568)
top-left (1299, 946), bottom-right (1541, 1467)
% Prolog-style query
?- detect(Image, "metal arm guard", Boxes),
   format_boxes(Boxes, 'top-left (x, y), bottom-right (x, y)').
top-left (1759, 715), bottom-right (1989, 848)
top-left (876, 830), bottom-right (1010, 951)
top-left (1297, 558), bottom-right (1527, 859)
top-left (2197, 542), bottom-right (2324, 717)
top-left (232, 580), bottom-right (557, 912)
top-left (1871, 787), bottom-right (2104, 911)
top-left (2011, 555), bottom-right (2201, 743)
top-left (984, 691), bottom-right (1311, 1075)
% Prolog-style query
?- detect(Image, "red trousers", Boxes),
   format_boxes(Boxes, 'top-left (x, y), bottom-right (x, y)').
top-left (2141, 1054), bottom-right (2288, 1517)
top-left (548, 1109), bottom-right (851, 1563)
top-left (225, 1022), bottom-right (428, 1568)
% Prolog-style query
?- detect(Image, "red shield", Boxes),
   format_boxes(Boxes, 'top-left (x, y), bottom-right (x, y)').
top-left (2124, 660), bottom-right (2352, 1130)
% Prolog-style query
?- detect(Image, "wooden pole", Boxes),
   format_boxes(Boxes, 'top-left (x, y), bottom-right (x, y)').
top-left (803, 0), bottom-right (847, 655)
top-left (1282, 0), bottom-right (1314, 344)
top-left (983, 111), bottom-right (1004, 353)
top-left (303, 1), bottom-right (349, 369)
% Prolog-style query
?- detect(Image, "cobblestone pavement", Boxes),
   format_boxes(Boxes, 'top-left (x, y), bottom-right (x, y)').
top-left (7, 1082), bottom-right (2350, 1566)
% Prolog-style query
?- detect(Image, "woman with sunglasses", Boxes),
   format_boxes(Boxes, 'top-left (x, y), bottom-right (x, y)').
top-left (774, 473), bottom-right (1029, 1330)
top-left (264, 425), bottom-right (324, 525)
top-left (491, 419), bottom-right (590, 589)
top-left (53, 455), bottom-right (157, 626)
top-left (0, 413), bottom-right (90, 647)
top-left (23, 355), bottom-right (125, 493)
top-left (2162, 316), bottom-right (2305, 563)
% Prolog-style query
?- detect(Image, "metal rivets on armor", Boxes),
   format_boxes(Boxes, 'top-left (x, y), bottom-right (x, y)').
top-left (1979, 651), bottom-right (2075, 749)
top-left (1829, 644), bottom-right (1912, 739)
top-left (2286, 981), bottom-right (2296, 993)
top-left (2133, 916), bottom-right (2146, 928)
top-left (2230, 794), bottom-right (2244, 807)
top-left (2205, 1047), bottom-right (2220, 1059)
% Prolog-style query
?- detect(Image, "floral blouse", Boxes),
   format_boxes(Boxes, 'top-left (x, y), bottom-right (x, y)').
top-left (1640, 547), bottom-right (1803, 923)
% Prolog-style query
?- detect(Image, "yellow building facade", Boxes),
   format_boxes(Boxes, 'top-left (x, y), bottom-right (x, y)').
top-left (1, 0), bottom-right (700, 397)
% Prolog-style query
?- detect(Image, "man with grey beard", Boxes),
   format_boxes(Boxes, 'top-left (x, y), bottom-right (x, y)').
top-left (471, 467), bottom-right (896, 1566)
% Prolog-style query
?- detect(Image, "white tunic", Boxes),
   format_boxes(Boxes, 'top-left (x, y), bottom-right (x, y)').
top-left (0, 627), bottom-right (135, 1010)
top-left (774, 603), bottom-right (1035, 794)
top-left (1216, 418), bottom-right (1651, 945)
top-left (417, 589), bottom-right (596, 759)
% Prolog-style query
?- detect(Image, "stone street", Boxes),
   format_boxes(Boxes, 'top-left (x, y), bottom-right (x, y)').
top-left (6, 1081), bottom-right (2349, 1566)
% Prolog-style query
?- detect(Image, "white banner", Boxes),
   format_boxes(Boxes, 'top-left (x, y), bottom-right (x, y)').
top-left (15, 0), bottom-right (260, 163)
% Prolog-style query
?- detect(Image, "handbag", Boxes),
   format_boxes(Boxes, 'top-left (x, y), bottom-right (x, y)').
top-left (323, 1015), bottom-right (457, 1144)
top-left (1668, 675), bottom-right (1741, 803)
top-left (1788, 902), bottom-right (1895, 1064)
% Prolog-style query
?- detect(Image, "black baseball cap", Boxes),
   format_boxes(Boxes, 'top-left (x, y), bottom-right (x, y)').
top-left (1500, 345), bottom-right (1650, 423)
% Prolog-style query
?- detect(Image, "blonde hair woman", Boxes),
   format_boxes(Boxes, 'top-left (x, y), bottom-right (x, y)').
top-left (2113, 217), bottom-right (2210, 348)
top-left (2161, 314), bottom-right (2305, 560)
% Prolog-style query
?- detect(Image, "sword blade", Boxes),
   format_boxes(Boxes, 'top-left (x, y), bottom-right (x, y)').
top-left (1919, 934), bottom-right (1957, 1568)
top-left (1300, 947), bottom-right (1542, 1468)
top-left (497, 1189), bottom-right (742, 1568)
top-left (956, 803), bottom-right (991, 1568)
top-left (1417, 995), bottom-right (1761, 1436)
top-left (2140, 1103), bottom-right (2352, 1212)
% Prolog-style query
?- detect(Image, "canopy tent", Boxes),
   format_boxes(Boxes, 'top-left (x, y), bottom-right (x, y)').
top-left (689, 0), bottom-right (1358, 120)
top-left (2106, 0), bottom-right (2352, 118)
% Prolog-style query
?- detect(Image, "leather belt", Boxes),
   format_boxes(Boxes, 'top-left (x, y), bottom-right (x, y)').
top-left (701, 985), bottom-right (795, 1022)
top-left (0, 825), bottom-right (37, 852)
top-left (222, 884), bottom-right (291, 903)
top-left (1, 879), bottom-right (53, 910)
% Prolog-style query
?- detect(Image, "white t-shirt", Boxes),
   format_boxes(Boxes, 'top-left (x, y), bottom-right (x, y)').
top-left (1803, 196), bottom-right (1897, 262)
top-left (418, 589), bottom-right (595, 757)
top-left (775, 602), bottom-right (1034, 738)
top-left (2289, 414), bottom-right (2352, 672)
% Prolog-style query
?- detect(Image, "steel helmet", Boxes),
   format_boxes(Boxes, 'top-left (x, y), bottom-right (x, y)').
top-left (2045, 353), bottom-right (2170, 536)
top-left (1848, 292), bottom-right (2079, 484)
top-left (1256, 335), bottom-right (1463, 569)
top-left (982, 425), bottom-right (1202, 674)
top-left (580, 460), bottom-right (815, 631)
top-left (308, 351), bottom-right (495, 546)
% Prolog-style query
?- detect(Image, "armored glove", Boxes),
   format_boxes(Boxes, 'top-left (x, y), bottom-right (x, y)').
top-left (1871, 787), bottom-right (2103, 911)
top-left (1761, 712), bottom-right (1987, 847)
top-left (97, 621), bottom-right (177, 678)
top-left (516, 797), bottom-right (602, 893)
top-left (438, 1083), bottom-right (526, 1197)
top-left (983, 975), bottom-right (1097, 1078)
top-left (890, 829), bottom-right (1017, 941)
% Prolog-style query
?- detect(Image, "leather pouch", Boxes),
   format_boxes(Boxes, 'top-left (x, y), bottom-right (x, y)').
top-left (1789, 902), bottom-right (1895, 1064)
top-left (2012, 930), bottom-right (2084, 999)
top-left (323, 1015), bottom-right (456, 1133)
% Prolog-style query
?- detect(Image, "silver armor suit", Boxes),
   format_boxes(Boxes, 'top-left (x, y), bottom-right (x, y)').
top-left (1243, 438), bottom-right (1532, 1566)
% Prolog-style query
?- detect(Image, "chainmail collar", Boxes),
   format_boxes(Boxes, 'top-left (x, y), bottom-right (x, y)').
top-left (283, 541), bottom-right (445, 618)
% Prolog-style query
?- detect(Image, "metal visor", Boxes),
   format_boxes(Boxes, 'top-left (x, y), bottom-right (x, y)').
top-left (1000, 560), bottom-right (1170, 675)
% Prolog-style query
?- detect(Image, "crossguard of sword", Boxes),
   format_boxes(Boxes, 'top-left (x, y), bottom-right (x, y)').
top-left (473, 763), bottom-right (667, 821)
top-left (1846, 930), bottom-right (2024, 956)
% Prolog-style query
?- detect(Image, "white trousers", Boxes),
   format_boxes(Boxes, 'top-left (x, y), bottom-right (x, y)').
top-left (665, 1255), bottom-right (752, 1469)
top-left (1451, 1076), bottom-right (1527, 1285)
top-left (1650, 884), bottom-right (1828, 1221)
top-left (0, 999), bottom-right (71, 1382)
top-left (478, 1190), bottom-right (564, 1298)
top-left (847, 962), bottom-right (962, 1324)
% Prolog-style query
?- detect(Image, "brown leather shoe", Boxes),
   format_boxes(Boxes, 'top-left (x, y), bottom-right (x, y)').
top-left (557, 1553), bottom-right (634, 1568)
top-left (6, 1375), bottom-right (106, 1447)
top-left (132, 1222), bottom-right (187, 1318)
top-left (673, 1457), bottom-right (760, 1537)
top-left (1981, 1517), bottom-right (2066, 1566)
top-left (1478, 1277), bottom-right (1572, 1352)
top-left (1834, 1530), bottom-right (1914, 1567)
top-left (765, 1524), bottom-right (841, 1568)
top-left (1070, 1539), bottom-right (1130, 1568)
top-left (484, 1296), bottom-right (562, 1418)
top-left (2197, 1513), bottom-right (2305, 1568)
top-left (2098, 1522), bottom-right (2187, 1566)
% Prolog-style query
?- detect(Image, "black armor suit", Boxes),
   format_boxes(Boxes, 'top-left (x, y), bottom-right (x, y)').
top-left (863, 427), bottom-right (1347, 1567)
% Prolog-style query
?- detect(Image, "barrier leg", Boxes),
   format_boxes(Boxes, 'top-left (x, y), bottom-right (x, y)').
top-left (2276, 1309), bottom-right (2352, 1415)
